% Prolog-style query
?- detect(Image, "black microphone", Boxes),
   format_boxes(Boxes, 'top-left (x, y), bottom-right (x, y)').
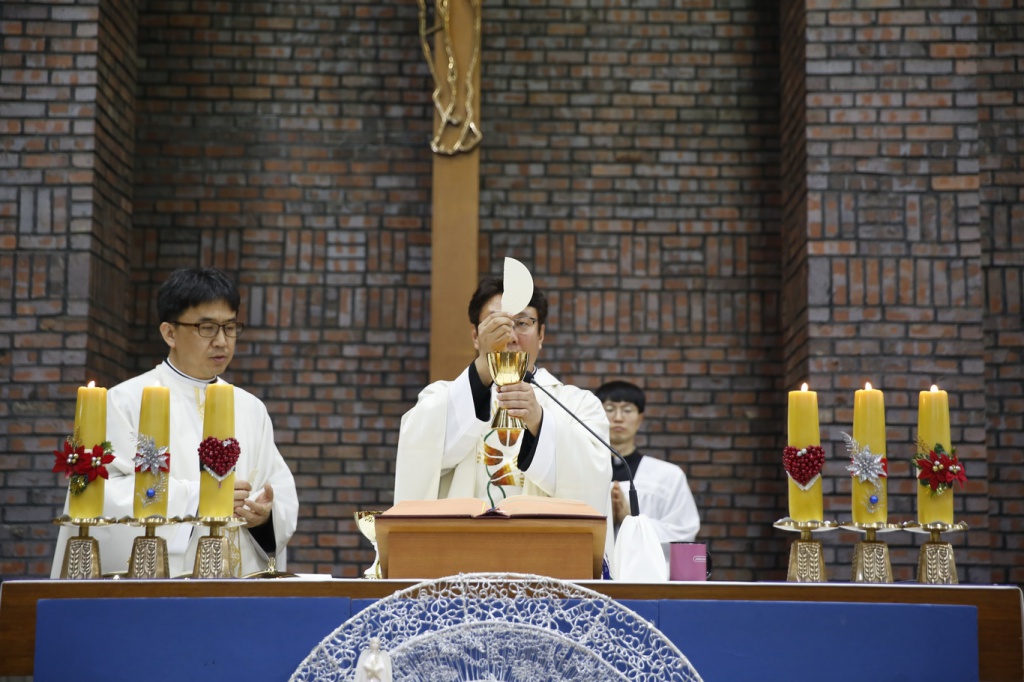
top-left (524, 370), bottom-right (640, 517)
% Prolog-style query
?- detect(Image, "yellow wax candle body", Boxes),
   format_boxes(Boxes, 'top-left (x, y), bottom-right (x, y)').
top-left (918, 387), bottom-right (953, 524)
top-left (852, 386), bottom-right (887, 524)
top-left (199, 471), bottom-right (236, 518)
top-left (134, 385), bottom-right (171, 518)
top-left (204, 384), bottom-right (235, 440)
top-left (69, 385), bottom-right (107, 518)
top-left (199, 384), bottom-right (236, 518)
top-left (787, 387), bottom-right (822, 522)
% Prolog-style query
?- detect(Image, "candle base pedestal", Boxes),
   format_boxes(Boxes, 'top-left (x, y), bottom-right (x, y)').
top-left (903, 521), bottom-right (968, 585)
top-left (840, 523), bottom-right (900, 583)
top-left (54, 516), bottom-right (116, 580)
top-left (188, 517), bottom-right (245, 579)
top-left (124, 516), bottom-right (179, 579)
top-left (774, 518), bottom-right (838, 583)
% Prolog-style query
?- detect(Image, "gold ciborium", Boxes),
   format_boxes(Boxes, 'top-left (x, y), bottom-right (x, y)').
top-left (354, 510), bottom-right (383, 579)
top-left (486, 350), bottom-right (530, 431)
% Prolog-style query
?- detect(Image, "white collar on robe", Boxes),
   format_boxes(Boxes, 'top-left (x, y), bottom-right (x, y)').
top-left (161, 359), bottom-right (221, 391)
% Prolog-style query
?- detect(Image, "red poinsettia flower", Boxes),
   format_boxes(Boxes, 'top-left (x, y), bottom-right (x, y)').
top-left (946, 455), bottom-right (968, 489)
top-left (52, 439), bottom-right (86, 477)
top-left (915, 445), bottom-right (967, 494)
top-left (81, 443), bottom-right (115, 482)
top-left (916, 451), bottom-right (948, 491)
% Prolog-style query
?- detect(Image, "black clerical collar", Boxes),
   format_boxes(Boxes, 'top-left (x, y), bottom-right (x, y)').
top-left (611, 450), bottom-right (644, 482)
top-left (164, 359), bottom-right (219, 385)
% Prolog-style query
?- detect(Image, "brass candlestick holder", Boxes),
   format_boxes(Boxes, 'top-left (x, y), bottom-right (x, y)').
top-left (902, 520), bottom-right (968, 585)
top-left (774, 518), bottom-right (838, 582)
top-left (187, 516), bottom-right (245, 579)
top-left (123, 515), bottom-right (180, 579)
top-left (243, 553), bottom-right (298, 579)
top-left (840, 522), bottom-right (901, 583)
top-left (486, 351), bottom-right (529, 430)
top-left (354, 510), bottom-right (384, 579)
top-left (54, 515), bottom-right (116, 579)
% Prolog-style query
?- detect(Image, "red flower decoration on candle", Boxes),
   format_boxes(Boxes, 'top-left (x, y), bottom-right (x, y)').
top-left (914, 443), bottom-right (967, 494)
top-left (783, 445), bottom-right (825, 487)
top-left (198, 436), bottom-right (241, 478)
top-left (52, 436), bottom-right (114, 494)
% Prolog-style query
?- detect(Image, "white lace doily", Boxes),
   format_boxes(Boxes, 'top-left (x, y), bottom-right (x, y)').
top-left (290, 572), bottom-right (703, 682)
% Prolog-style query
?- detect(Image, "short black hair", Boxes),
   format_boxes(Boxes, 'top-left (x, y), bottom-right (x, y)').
top-left (596, 380), bottom-right (646, 413)
top-left (157, 267), bottom-right (241, 323)
top-left (467, 275), bottom-right (549, 327)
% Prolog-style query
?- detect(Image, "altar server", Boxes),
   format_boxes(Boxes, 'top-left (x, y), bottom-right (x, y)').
top-left (597, 380), bottom-right (700, 563)
top-left (51, 267), bottom-right (298, 577)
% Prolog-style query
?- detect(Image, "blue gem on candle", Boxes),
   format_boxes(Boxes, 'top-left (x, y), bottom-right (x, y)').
top-left (869, 495), bottom-right (879, 505)
top-left (146, 488), bottom-right (156, 498)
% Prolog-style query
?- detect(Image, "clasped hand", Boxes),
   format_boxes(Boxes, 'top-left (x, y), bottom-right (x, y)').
top-left (234, 481), bottom-right (274, 527)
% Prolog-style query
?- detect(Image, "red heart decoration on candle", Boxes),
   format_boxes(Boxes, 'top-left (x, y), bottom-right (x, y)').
top-left (198, 436), bottom-right (241, 477)
top-left (783, 445), bottom-right (825, 487)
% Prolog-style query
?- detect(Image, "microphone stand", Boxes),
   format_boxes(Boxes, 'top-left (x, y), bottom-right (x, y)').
top-left (525, 371), bottom-right (641, 517)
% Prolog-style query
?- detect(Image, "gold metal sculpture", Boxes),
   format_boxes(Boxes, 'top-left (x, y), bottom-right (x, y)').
top-left (417, 0), bottom-right (482, 154)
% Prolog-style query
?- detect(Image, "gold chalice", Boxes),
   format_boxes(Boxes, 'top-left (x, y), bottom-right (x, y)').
top-left (486, 350), bottom-right (529, 431)
top-left (354, 510), bottom-right (383, 579)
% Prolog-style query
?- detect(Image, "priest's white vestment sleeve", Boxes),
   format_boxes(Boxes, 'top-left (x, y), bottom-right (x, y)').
top-left (51, 363), bottom-right (298, 577)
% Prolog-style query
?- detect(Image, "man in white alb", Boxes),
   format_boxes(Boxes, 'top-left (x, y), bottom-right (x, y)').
top-left (51, 267), bottom-right (298, 577)
top-left (597, 380), bottom-right (700, 563)
top-left (394, 276), bottom-right (612, 530)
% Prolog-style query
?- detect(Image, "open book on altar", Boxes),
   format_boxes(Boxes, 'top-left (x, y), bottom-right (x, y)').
top-left (381, 495), bottom-right (604, 520)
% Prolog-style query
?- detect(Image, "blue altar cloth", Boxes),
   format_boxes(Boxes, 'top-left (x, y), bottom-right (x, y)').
top-left (33, 595), bottom-right (978, 681)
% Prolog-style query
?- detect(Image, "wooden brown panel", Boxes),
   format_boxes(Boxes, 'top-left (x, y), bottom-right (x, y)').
top-left (377, 516), bottom-right (606, 580)
top-left (1, 580), bottom-right (1021, 680)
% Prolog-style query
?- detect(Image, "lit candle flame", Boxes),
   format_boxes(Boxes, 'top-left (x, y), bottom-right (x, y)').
top-left (865, 382), bottom-right (873, 391)
top-left (87, 380), bottom-right (95, 388)
top-left (800, 383), bottom-right (808, 392)
top-left (930, 384), bottom-right (939, 392)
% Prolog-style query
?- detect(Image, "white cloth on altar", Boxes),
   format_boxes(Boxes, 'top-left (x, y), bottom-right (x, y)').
top-left (394, 365), bottom-right (613, 552)
top-left (50, 362), bottom-right (298, 577)
top-left (609, 514), bottom-right (669, 582)
top-left (615, 455), bottom-right (700, 565)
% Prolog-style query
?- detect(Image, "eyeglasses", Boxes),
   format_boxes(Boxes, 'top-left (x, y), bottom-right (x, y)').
top-left (171, 321), bottom-right (244, 338)
top-left (512, 316), bottom-right (538, 333)
top-left (604, 404), bottom-right (639, 416)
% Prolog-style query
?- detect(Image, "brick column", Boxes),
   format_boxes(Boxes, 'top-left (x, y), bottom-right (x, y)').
top-left (785, 2), bottom-right (988, 580)
top-left (0, 0), bottom-right (137, 576)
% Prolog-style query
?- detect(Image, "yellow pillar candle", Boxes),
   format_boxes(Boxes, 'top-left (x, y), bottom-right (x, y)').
top-left (851, 383), bottom-right (887, 524)
top-left (134, 384), bottom-right (171, 518)
top-left (198, 383), bottom-right (236, 518)
top-left (787, 383), bottom-right (822, 522)
top-left (917, 385), bottom-right (954, 524)
top-left (69, 382), bottom-right (107, 518)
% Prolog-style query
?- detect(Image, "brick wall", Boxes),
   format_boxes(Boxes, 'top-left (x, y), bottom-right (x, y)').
top-left (0, 0), bottom-right (135, 576)
top-left (979, 1), bottom-right (1024, 585)
top-left (1, 0), bottom-right (1021, 585)
top-left (480, 3), bottom-right (787, 578)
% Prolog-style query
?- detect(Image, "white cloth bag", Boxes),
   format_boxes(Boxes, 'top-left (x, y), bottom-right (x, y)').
top-left (609, 514), bottom-right (669, 582)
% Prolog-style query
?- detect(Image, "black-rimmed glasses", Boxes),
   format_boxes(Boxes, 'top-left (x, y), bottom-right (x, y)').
top-left (171, 321), bottom-right (244, 338)
top-left (512, 316), bottom-right (538, 332)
